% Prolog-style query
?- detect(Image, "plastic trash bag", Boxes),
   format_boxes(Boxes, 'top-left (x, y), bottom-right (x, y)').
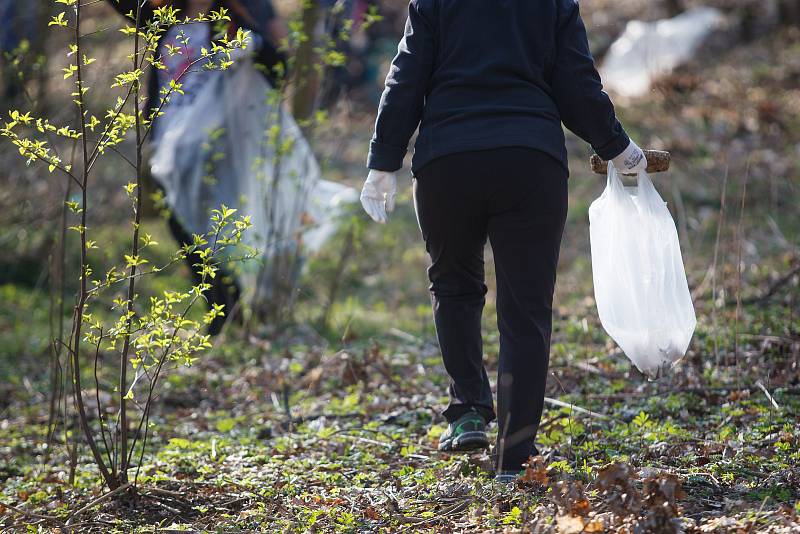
top-left (588, 163), bottom-right (696, 379)
top-left (150, 59), bottom-right (355, 309)
top-left (600, 7), bottom-right (724, 98)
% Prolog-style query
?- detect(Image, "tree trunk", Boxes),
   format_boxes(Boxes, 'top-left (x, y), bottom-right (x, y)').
top-left (291, 1), bottom-right (322, 123)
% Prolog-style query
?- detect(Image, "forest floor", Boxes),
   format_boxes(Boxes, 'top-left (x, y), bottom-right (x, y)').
top-left (1, 6), bottom-right (800, 534)
top-left (0, 288), bottom-right (798, 532)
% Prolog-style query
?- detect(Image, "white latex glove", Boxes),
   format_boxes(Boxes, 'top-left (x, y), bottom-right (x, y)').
top-left (612, 140), bottom-right (648, 174)
top-left (360, 170), bottom-right (397, 224)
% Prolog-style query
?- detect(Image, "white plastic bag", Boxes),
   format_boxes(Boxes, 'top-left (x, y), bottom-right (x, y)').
top-left (588, 163), bottom-right (696, 378)
top-left (150, 60), bottom-right (355, 309)
top-left (600, 7), bottom-right (725, 98)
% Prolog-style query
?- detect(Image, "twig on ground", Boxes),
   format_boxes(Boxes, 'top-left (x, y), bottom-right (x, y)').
top-left (354, 436), bottom-right (394, 449)
top-left (754, 380), bottom-right (780, 409)
top-left (0, 502), bottom-right (67, 531)
top-left (573, 360), bottom-right (612, 377)
top-left (144, 486), bottom-right (186, 499)
top-left (289, 411), bottom-right (364, 424)
top-left (388, 327), bottom-right (422, 344)
top-left (725, 263), bottom-right (800, 307)
top-left (393, 499), bottom-right (471, 531)
top-left (747, 497), bottom-right (771, 534)
top-left (544, 397), bottom-right (611, 420)
top-left (66, 482), bottom-right (132, 524)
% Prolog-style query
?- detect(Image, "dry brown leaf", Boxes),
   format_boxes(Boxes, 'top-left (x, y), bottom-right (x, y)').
top-left (363, 505), bottom-right (381, 520)
top-left (556, 513), bottom-right (586, 534)
top-left (642, 472), bottom-right (685, 516)
top-left (583, 517), bottom-right (605, 532)
top-left (551, 479), bottom-right (591, 517)
top-left (520, 455), bottom-right (549, 487)
top-left (595, 462), bottom-right (641, 516)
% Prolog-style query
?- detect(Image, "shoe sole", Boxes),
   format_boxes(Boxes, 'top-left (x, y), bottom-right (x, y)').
top-left (439, 431), bottom-right (489, 452)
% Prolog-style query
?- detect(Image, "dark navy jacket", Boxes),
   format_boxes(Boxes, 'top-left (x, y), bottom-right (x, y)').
top-left (367, 0), bottom-right (630, 174)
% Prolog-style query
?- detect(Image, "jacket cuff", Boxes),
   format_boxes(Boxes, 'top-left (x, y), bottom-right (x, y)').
top-left (593, 127), bottom-right (630, 161)
top-left (367, 140), bottom-right (406, 172)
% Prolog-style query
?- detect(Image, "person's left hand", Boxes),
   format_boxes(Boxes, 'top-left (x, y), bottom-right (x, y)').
top-left (360, 170), bottom-right (397, 224)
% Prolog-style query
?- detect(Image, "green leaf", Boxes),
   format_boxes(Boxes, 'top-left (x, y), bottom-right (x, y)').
top-left (216, 418), bottom-right (237, 433)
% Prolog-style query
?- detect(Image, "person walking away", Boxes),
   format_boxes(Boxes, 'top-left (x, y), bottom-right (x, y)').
top-left (107, 0), bottom-right (286, 335)
top-left (359, 0), bottom-right (647, 480)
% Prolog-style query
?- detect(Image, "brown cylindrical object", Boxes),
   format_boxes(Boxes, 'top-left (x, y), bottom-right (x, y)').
top-left (590, 150), bottom-right (671, 175)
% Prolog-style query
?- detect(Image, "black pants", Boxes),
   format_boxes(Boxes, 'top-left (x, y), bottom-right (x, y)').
top-left (413, 147), bottom-right (568, 472)
top-left (168, 215), bottom-right (241, 336)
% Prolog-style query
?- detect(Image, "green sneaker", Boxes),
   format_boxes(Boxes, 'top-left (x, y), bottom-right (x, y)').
top-left (494, 470), bottom-right (522, 483)
top-left (438, 410), bottom-right (489, 452)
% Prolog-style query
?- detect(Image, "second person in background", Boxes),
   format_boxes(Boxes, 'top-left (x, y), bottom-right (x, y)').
top-left (106, 0), bottom-right (286, 335)
top-left (360, 0), bottom-right (648, 481)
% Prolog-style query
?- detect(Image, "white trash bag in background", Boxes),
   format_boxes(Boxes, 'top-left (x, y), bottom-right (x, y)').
top-left (150, 59), bottom-right (357, 309)
top-left (588, 163), bottom-right (696, 379)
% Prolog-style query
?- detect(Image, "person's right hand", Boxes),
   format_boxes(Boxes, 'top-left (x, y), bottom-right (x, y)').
top-left (612, 140), bottom-right (647, 174)
top-left (360, 170), bottom-right (397, 224)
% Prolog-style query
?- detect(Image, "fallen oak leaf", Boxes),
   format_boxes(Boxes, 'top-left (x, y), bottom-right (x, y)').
top-left (520, 455), bottom-right (549, 487)
top-left (364, 505), bottom-right (381, 520)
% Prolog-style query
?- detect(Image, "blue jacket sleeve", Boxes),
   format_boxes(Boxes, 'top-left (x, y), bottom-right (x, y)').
top-left (367, 0), bottom-right (436, 172)
top-left (550, 0), bottom-right (630, 160)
